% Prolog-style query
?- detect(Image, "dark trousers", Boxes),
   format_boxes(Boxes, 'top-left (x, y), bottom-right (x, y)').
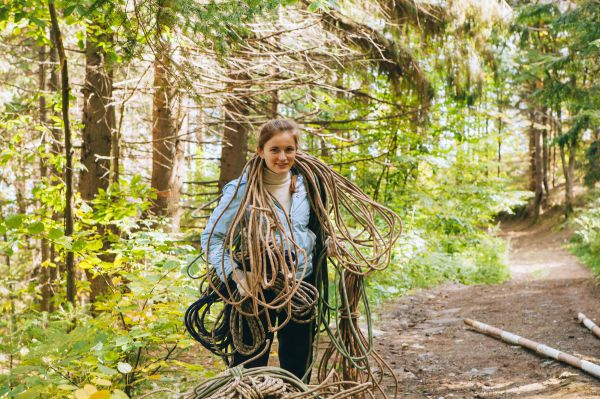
top-left (231, 274), bottom-right (315, 382)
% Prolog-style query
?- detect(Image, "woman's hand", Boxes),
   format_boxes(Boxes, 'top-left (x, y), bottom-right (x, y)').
top-left (232, 267), bottom-right (252, 297)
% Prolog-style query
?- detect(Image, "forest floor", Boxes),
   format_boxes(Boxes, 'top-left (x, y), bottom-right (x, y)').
top-left (375, 211), bottom-right (600, 398)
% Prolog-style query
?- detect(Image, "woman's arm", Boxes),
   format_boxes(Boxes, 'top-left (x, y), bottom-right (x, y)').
top-left (200, 181), bottom-right (243, 282)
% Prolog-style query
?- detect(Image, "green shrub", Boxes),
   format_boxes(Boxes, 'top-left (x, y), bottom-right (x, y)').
top-left (570, 193), bottom-right (600, 273)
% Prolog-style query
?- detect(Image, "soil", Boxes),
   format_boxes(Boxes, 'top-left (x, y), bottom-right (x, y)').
top-left (374, 213), bottom-right (600, 398)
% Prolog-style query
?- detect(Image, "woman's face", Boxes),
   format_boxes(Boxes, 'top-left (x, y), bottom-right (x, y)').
top-left (257, 131), bottom-right (297, 175)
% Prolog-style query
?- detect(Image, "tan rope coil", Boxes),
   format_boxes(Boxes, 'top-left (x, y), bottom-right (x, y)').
top-left (202, 151), bottom-right (401, 398)
top-left (187, 366), bottom-right (374, 399)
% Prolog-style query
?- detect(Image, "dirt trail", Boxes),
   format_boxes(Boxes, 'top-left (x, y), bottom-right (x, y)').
top-left (376, 216), bottom-right (600, 398)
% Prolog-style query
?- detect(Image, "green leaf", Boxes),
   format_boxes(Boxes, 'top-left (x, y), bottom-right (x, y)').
top-left (5, 214), bottom-right (24, 229)
top-left (29, 16), bottom-right (45, 28)
top-left (64, 5), bottom-right (77, 17)
top-left (87, 240), bottom-right (104, 251)
top-left (72, 239), bottom-right (87, 252)
top-left (49, 228), bottom-right (64, 239)
top-left (163, 259), bottom-right (179, 269)
top-left (26, 222), bottom-right (45, 235)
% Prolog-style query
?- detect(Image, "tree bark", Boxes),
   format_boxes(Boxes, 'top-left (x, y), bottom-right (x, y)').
top-left (530, 109), bottom-right (544, 220)
top-left (528, 118), bottom-right (536, 192)
top-left (218, 71), bottom-right (251, 190)
top-left (151, 5), bottom-right (183, 230)
top-left (497, 99), bottom-right (503, 178)
top-left (80, 28), bottom-right (114, 201)
top-left (79, 22), bottom-right (116, 306)
top-left (48, 28), bottom-right (62, 290)
top-left (48, 0), bottom-right (75, 305)
top-left (151, 0), bottom-right (184, 231)
top-left (112, 103), bottom-right (121, 185)
top-left (560, 140), bottom-right (577, 217)
top-left (38, 44), bottom-right (54, 312)
top-left (542, 109), bottom-right (550, 197)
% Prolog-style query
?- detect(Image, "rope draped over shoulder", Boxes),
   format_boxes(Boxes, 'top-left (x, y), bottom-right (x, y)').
top-left (197, 151), bottom-right (402, 398)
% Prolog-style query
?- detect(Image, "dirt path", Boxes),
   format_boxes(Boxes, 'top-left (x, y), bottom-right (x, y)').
top-left (376, 216), bottom-right (600, 398)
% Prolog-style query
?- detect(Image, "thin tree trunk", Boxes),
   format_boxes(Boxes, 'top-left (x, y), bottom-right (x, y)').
top-left (551, 108), bottom-right (556, 189)
top-left (561, 140), bottom-right (577, 217)
top-left (3, 226), bottom-right (16, 389)
top-left (542, 109), bottom-right (549, 198)
top-left (531, 109), bottom-right (543, 220)
top-left (320, 137), bottom-right (329, 158)
top-left (497, 113), bottom-right (503, 178)
top-left (560, 144), bottom-right (576, 218)
top-left (528, 118), bottom-right (536, 192)
top-left (270, 91), bottom-right (278, 119)
top-left (48, 29), bottom-right (62, 290)
top-left (38, 44), bottom-right (53, 312)
top-left (552, 142), bottom-right (556, 188)
top-left (48, 0), bottom-right (75, 305)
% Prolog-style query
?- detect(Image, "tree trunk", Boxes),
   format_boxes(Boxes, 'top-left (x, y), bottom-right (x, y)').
top-left (79, 23), bottom-right (116, 306)
top-left (151, 44), bottom-right (182, 224)
top-left (497, 112), bottom-right (502, 178)
top-left (112, 104), bottom-right (122, 185)
top-left (38, 44), bottom-right (54, 312)
top-left (530, 110), bottom-right (544, 220)
top-left (528, 118), bottom-right (536, 192)
top-left (48, 0), bottom-right (75, 305)
top-left (80, 29), bottom-right (114, 201)
top-left (550, 108), bottom-right (556, 189)
top-left (542, 109), bottom-right (549, 198)
top-left (48, 28), bottom-right (62, 287)
top-left (560, 140), bottom-right (577, 217)
top-left (218, 72), bottom-right (251, 189)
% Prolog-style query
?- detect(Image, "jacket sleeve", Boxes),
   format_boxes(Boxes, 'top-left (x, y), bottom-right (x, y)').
top-left (200, 181), bottom-right (243, 282)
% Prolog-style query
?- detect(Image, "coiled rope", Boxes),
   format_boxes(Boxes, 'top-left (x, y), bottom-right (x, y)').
top-left (185, 271), bottom-right (319, 360)
top-left (195, 151), bottom-right (401, 397)
top-left (186, 366), bottom-right (374, 399)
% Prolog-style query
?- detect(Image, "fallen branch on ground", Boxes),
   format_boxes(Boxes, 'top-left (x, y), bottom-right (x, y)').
top-left (578, 313), bottom-right (600, 340)
top-left (464, 318), bottom-right (600, 380)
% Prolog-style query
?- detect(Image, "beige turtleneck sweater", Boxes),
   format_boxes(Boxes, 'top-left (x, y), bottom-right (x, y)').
top-left (263, 167), bottom-right (292, 212)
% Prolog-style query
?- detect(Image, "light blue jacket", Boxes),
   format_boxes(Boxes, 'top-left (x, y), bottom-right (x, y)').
top-left (200, 172), bottom-right (316, 282)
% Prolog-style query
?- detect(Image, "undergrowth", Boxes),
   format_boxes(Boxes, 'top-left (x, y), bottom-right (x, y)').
top-left (366, 226), bottom-right (510, 306)
top-left (569, 190), bottom-right (600, 274)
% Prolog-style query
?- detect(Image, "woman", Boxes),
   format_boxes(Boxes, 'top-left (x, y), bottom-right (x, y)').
top-left (195, 118), bottom-right (400, 391)
top-left (200, 119), bottom-right (324, 380)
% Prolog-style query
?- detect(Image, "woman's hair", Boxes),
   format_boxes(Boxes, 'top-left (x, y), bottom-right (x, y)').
top-left (257, 119), bottom-right (300, 150)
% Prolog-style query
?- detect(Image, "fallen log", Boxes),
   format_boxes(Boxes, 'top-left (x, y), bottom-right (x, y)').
top-left (464, 318), bottom-right (600, 379)
top-left (578, 313), bottom-right (600, 340)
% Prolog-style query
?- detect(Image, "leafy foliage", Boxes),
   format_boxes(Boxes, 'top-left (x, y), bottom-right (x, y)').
top-left (1, 0), bottom-right (599, 398)
top-left (0, 178), bottom-right (215, 398)
top-left (569, 191), bottom-right (600, 274)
